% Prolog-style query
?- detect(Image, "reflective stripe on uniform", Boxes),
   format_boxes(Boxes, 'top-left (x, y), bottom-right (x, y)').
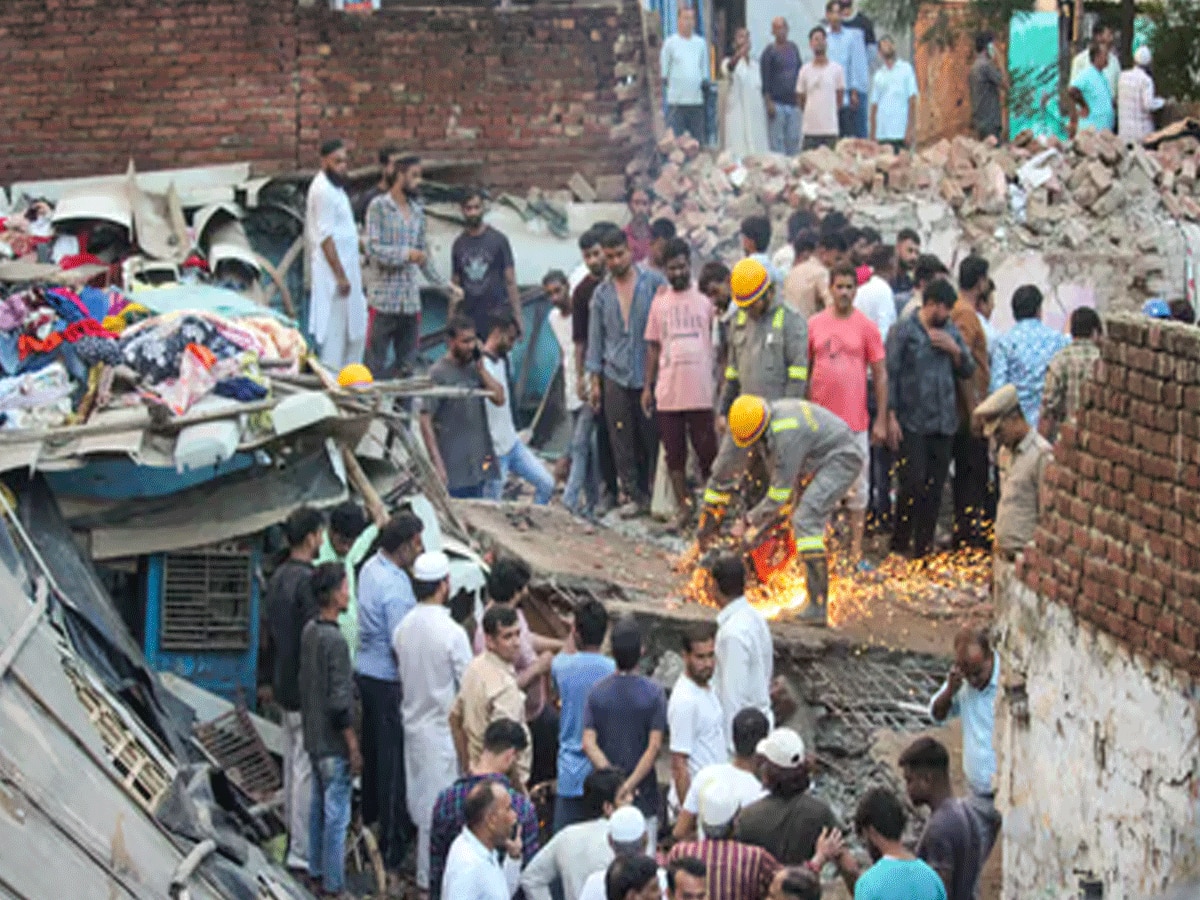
top-left (795, 535), bottom-right (825, 553)
top-left (772, 307), bottom-right (785, 329)
top-left (788, 365), bottom-right (808, 380)
top-left (736, 310), bottom-right (747, 326)
top-left (725, 365), bottom-right (739, 381)
top-left (801, 402), bottom-right (819, 431)
top-left (767, 486), bottom-right (792, 502)
top-left (771, 417), bottom-right (799, 433)
top-left (703, 488), bottom-right (731, 505)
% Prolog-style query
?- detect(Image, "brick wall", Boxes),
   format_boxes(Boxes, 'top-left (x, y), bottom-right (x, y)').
top-left (0, 0), bottom-right (649, 191)
top-left (1019, 314), bottom-right (1200, 680)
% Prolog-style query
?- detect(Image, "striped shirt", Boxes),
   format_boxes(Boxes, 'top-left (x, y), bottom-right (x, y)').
top-left (365, 192), bottom-right (443, 315)
top-left (666, 839), bottom-right (780, 900)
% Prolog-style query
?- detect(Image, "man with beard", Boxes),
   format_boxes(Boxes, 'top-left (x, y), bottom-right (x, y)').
top-left (586, 229), bottom-right (666, 517)
top-left (886, 278), bottom-right (974, 560)
top-left (868, 36), bottom-right (918, 150)
top-left (353, 144), bottom-right (400, 224)
top-left (365, 154), bottom-right (462, 378)
top-left (451, 190), bottom-right (522, 337)
top-left (642, 238), bottom-right (717, 527)
top-left (853, 788), bottom-right (945, 900)
top-left (666, 623), bottom-right (724, 813)
top-left (306, 138), bottom-right (367, 370)
top-left (890, 228), bottom-right (921, 315)
top-left (419, 315), bottom-right (506, 498)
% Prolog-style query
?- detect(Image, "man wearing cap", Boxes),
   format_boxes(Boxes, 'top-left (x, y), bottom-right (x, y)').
top-left (575, 806), bottom-right (657, 900)
top-left (306, 138), bottom-right (367, 370)
top-left (736, 728), bottom-right (859, 890)
top-left (394, 550), bottom-right (474, 896)
top-left (700, 396), bottom-right (865, 627)
top-left (521, 767), bottom-right (630, 900)
top-left (973, 383), bottom-right (1052, 559)
top-left (720, 257), bottom-right (809, 433)
top-left (1118, 46), bottom-right (1165, 143)
top-left (666, 780), bottom-right (782, 900)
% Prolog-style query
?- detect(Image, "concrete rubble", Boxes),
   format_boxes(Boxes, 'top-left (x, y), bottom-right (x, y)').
top-left (641, 129), bottom-right (1200, 312)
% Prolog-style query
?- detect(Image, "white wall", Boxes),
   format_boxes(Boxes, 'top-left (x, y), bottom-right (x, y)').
top-left (994, 567), bottom-right (1200, 899)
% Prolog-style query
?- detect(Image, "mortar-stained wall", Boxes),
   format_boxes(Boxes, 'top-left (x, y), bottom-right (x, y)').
top-left (999, 312), bottom-right (1200, 897)
top-left (0, 0), bottom-right (652, 191)
top-left (994, 567), bottom-right (1200, 899)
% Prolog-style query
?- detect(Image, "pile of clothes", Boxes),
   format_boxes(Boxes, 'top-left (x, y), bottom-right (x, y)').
top-left (0, 283), bottom-right (309, 428)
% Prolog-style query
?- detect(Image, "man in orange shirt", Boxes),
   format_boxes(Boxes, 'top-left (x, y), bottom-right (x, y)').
top-left (949, 255), bottom-right (993, 551)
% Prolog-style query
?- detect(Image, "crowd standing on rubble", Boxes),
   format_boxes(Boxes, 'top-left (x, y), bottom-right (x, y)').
top-left (249, 6), bottom-right (1200, 896)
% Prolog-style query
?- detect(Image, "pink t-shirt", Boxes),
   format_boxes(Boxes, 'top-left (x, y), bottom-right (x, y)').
top-left (796, 60), bottom-right (846, 138)
top-left (644, 285), bottom-right (716, 411)
top-left (807, 308), bottom-right (885, 432)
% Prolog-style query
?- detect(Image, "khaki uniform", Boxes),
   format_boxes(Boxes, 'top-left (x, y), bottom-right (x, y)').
top-left (704, 398), bottom-right (864, 555)
top-left (448, 650), bottom-right (531, 787)
top-left (995, 429), bottom-right (1052, 554)
top-left (720, 302), bottom-right (809, 413)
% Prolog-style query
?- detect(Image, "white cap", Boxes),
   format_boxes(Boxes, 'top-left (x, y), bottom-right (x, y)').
top-left (608, 806), bottom-right (647, 843)
top-left (412, 550), bottom-right (450, 583)
top-left (698, 781), bottom-right (741, 828)
top-left (1134, 46), bottom-right (1151, 67)
top-left (756, 728), bottom-right (807, 768)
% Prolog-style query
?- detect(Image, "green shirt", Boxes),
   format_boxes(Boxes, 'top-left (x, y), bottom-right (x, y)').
top-left (316, 523), bottom-right (379, 662)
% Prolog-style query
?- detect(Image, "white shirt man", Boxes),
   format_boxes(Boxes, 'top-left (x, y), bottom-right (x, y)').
top-left (682, 763), bottom-right (767, 838)
top-left (1117, 47), bottom-right (1165, 143)
top-left (306, 140), bottom-right (366, 370)
top-left (713, 590), bottom-right (774, 747)
top-left (442, 782), bottom-right (522, 900)
top-left (854, 269), bottom-right (897, 341)
top-left (667, 667), bottom-right (727, 808)
top-left (394, 552), bottom-right (474, 892)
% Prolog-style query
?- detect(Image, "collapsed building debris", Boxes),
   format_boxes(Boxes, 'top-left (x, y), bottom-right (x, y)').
top-left (645, 128), bottom-right (1200, 315)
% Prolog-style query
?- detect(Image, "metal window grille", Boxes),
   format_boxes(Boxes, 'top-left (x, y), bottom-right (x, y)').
top-left (160, 549), bottom-right (251, 651)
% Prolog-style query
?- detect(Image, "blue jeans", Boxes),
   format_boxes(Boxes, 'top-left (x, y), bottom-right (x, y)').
top-left (768, 103), bottom-right (801, 155)
top-left (448, 484), bottom-right (484, 499)
top-left (308, 754), bottom-right (352, 894)
top-left (563, 407), bottom-right (600, 516)
top-left (484, 439), bottom-right (555, 504)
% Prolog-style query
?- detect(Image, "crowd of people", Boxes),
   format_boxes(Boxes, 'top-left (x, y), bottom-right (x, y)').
top-left (662, 1), bottom-right (919, 157)
top-left (267, 484), bottom-right (1007, 899)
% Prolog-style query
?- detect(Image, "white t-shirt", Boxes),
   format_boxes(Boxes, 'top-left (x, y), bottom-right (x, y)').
top-left (796, 60), bottom-right (846, 138)
top-left (661, 33), bottom-right (709, 106)
top-left (854, 275), bottom-right (897, 341)
top-left (667, 674), bottom-right (727, 806)
top-left (481, 353), bottom-right (519, 456)
top-left (547, 307), bottom-right (582, 413)
top-left (682, 762), bottom-right (768, 822)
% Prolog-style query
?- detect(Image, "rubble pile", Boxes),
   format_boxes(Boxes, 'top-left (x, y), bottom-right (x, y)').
top-left (635, 128), bottom-right (1200, 306)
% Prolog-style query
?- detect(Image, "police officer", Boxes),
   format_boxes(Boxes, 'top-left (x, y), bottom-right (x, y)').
top-left (973, 384), bottom-right (1052, 560)
top-left (700, 394), bottom-right (866, 627)
top-left (720, 258), bottom-right (809, 427)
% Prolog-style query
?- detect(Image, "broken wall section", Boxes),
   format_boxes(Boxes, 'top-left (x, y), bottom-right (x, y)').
top-left (999, 312), bottom-right (1200, 897)
top-left (994, 567), bottom-right (1200, 900)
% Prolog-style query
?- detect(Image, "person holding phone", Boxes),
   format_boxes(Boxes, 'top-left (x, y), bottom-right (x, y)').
top-left (419, 315), bottom-right (506, 499)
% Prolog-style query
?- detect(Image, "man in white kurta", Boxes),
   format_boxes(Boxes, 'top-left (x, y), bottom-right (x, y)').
top-left (306, 138), bottom-right (367, 370)
top-left (393, 551), bottom-right (474, 892)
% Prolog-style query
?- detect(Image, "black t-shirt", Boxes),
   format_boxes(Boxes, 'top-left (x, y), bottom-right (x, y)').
top-left (452, 226), bottom-right (515, 332)
top-left (916, 798), bottom-right (984, 900)
top-left (843, 11), bottom-right (876, 48)
top-left (734, 791), bottom-right (841, 865)
top-left (572, 273), bottom-right (601, 346)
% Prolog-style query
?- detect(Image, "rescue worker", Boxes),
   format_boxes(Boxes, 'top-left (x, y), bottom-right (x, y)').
top-left (720, 258), bottom-right (809, 427)
top-left (700, 394), bottom-right (866, 627)
top-left (972, 384), bottom-right (1052, 560)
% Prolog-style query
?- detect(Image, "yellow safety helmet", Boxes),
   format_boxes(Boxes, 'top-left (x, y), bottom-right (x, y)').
top-left (728, 394), bottom-right (770, 447)
top-left (337, 363), bottom-right (374, 388)
top-left (730, 258), bottom-right (772, 308)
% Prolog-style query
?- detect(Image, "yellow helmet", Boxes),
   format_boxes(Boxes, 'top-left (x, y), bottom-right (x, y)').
top-left (337, 363), bottom-right (374, 388)
top-left (728, 395), bottom-right (770, 447)
top-left (730, 258), bottom-right (771, 308)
